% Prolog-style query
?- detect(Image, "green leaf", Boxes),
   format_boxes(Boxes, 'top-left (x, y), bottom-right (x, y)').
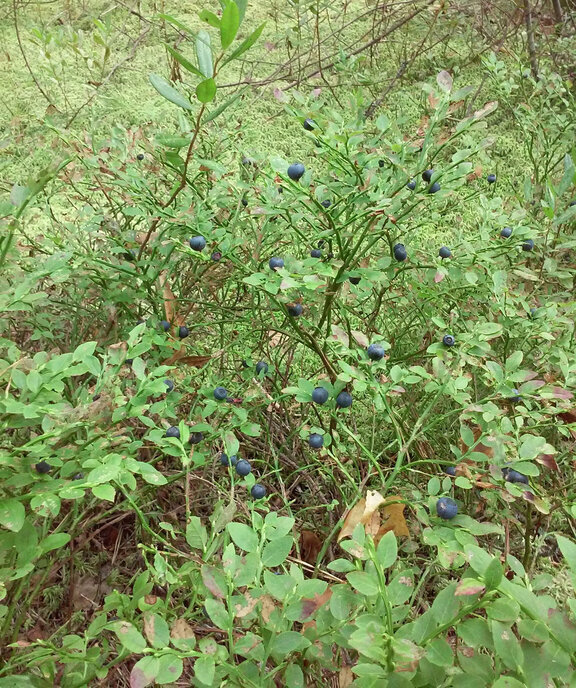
top-left (557, 535), bottom-right (576, 586)
top-left (284, 664), bottom-right (304, 687)
top-left (198, 9), bottom-right (220, 28)
top-left (375, 531), bottom-right (397, 569)
top-left (227, 522), bottom-right (258, 552)
top-left (164, 44), bottom-right (203, 79)
top-left (203, 90), bottom-right (243, 124)
top-left (39, 533), bottom-right (71, 555)
top-left (131, 656), bottom-right (159, 688)
top-left (144, 613), bottom-right (170, 649)
top-left (149, 74), bottom-right (192, 110)
top-left (204, 598), bottom-right (229, 629)
top-left (196, 30), bottom-right (213, 78)
top-left (222, 22), bottom-right (265, 67)
top-left (157, 13), bottom-right (195, 35)
top-left (73, 341), bottom-right (97, 361)
top-left (92, 484), bottom-right (116, 502)
top-left (491, 620), bottom-right (524, 671)
top-left (193, 655), bottom-right (215, 685)
top-left (261, 535), bottom-right (293, 567)
top-left (186, 517), bottom-right (207, 550)
top-left (483, 558), bottom-right (503, 590)
top-left (233, 0), bottom-right (247, 22)
top-left (270, 631), bottom-right (310, 658)
top-left (156, 654), bottom-right (183, 684)
top-left (196, 78), bottom-right (217, 103)
top-left (155, 134), bottom-right (192, 148)
top-left (112, 621), bottom-right (147, 653)
top-left (0, 499), bottom-right (25, 532)
top-left (346, 571), bottom-right (379, 596)
top-left (220, 0), bottom-right (240, 49)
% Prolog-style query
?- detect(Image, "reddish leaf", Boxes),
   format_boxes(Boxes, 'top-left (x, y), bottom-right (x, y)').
top-left (455, 579), bottom-right (486, 596)
top-left (300, 587), bottom-right (333, 620)
top-left (537, 454), bottom-right (558, 471)
top-left (434, 271), bottom-right (445, 284)
top-left (201, 565), bottom-right (226, 598)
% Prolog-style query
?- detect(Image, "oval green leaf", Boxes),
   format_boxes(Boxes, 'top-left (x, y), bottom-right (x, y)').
top-left (196, 78), bottom-right (217, 104)
top-left (220, 1), bottom-right (240, 50)
top-left (149, 74), bottom-right (192, 111)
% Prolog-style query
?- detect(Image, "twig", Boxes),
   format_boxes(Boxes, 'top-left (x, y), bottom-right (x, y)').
top-left (523, 0), bottom-right (539, 78)
top-left (12, 0), bottom-right (53, 105)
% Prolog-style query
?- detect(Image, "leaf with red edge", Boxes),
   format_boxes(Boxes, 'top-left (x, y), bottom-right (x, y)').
top-left (201, 565), bottom-right (226, 598)
top-left (300, 587), bottom-right (332, 620)
top-left (537, 454), bottom-right (558, 471)
top-left (434, 271), bottom-right (445, 284)
top-left (455, 579), bottom-right (486, 596)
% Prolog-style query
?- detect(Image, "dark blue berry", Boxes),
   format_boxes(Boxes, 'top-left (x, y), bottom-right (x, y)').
top-left (160, 320), bottom-right (171, 332)
top-left (235, 459), bottom-right (252, 477)
top-left (214, 387), bottom-right (228, 401)
top-left (407, 180), bottom-right (416, 190)
top-left (303, 119), bottom-right (315, 131)
top-left (211, 251), bottom-right (222, 261)
top-left (438, 246), bottom-right (451, 259)
top-left (287, 303), bottom-right (303, 317)
top-left (189, 236), bottom-right (206, 251)
top-left (166, 426), bottom-right (180, 439)
top-left (504, 468), bottom-right (529, 484)
top-left (393, 244), bottom-right (407, 262)
top-left (444, 466), bottom-right (456, 476)
top-left (321, 200), bottom-right (331, 208)
top-left (164, 379), bottom-right (174, 392)
top-left (287, 163), bottom-right (305, 181)
top-left (422, 169), bottom-right (434, 182)
top-left (442, 334), bottom-right (455, 347)
top-left (251, 484), bottom-right (267, 499)
top-left (137, 153), bottom-right (144, 161)
top-left (436, 497), bottom-right (458, 519)
top-left (35, 461), bottom-right (51, 474)
top-left (378, 160), bottom-right (385, 168)
top-left (522, 239), bottom-right (534, 252)
top-left (269, 257), bottom-right (284, 270)
top-left (500, 227), bottom-right (512, 238)
top-left (336, 391), bottom-right (353, 408)
top-left (312, 387), bottom-right (329, 405)
top-left (189, 432), bottom-right (203, 445)
top-left (367, 343), bottom-right (386, 361)
top-left (220, 453), bottom-right (238, 467)
top-left (308, 433), bottom-right (324, 449)
top-left (428, 182), bottom-right (441, 194)
top-left (349, 276), bottom-right (361, 285)
top-left (178, 326), bottom-right (189, 339)
top-left (310, 249), bottom-right (322, 258)
top-left (255, 361), bottom-right (269, 376)
top-left (487, 174), bottom-right (497, 184)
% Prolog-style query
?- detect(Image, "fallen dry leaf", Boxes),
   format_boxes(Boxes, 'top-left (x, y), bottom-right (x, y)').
top-left (163, 351), bottom-right (214, 367)
top-left (377, 495), bottom-right (410, 539)
top-left (300, 530), bottom-right (323, 564)
top-left (339, 666), bottom-right (354, 688)
top-left (338, 490), bottom-right (386, 542)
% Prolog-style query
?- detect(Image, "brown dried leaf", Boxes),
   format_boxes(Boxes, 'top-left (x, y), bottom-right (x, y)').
top-left (377, 495), bottom-right (410, 539)
top-left (163, 350), bottom-right (213, 367)
top-left (300, 587), bottom-right (333, 620)
top-left (351, 330), bottom-right (369, 348)
top-left (338, 490), bottom-right (386, 542)
top-left (160, 272), bottom-right (178, 325)
top-left (260, 594), bottom-right (276, 623)
top-left (473, 100), bottom-right (499, 120)
top-left (201, 565), bottom-right (225, 599)
top-left (235, 592), bottom-right (259, 618)
top-left (170, 618), bottom-right (196, 647)
top-left (339, 666), bottom-right (354, 688)
top-left (301, 530), bottom-right (323, 564)
top-left (537, 454), bottom-right (558, 471)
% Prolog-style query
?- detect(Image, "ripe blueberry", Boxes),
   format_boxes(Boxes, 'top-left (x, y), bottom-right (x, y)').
top-left (214, 386), bottom-right (228, 401)
top-left (522, 239), bottom-right (534, 251)
top-left (428, 182), bottom-right (441, 194)
top-left (269, 256), bottom-right (284, 270)
top-left (422, 169), bottom-right (434, 182)
top-left (164, 379), bottom-right (174, 392)
top-left (251, 484), bottom-right (267, 499)
top-left (312, 387), bottom-right (329, 405)
top-left (303, 119), bottom-right (315, 131)
top-left (35, 460), bottom-right (51, 474)
top-left (321, 200), bottom-right (331, 208)
top-left (241, 196), bottom-right (248, 207)
top-left (509, 389), bottom-right (522, 403)
top-left (235, 459), bottom-right (252, 477)
top-left (72, 472), bottom-right (84, 480)
top-left (189, 432), bottom-right (203, 445)
top-left (500, 227), bottom-right (512, 238)
top-left (393, 243), bottom-right (407, 262)
top-left (189, 236), bottom-right (206, 251)
top-left (570, 200), bottom-right (576, 207)
top-left (378, 160), bottom-right (385, 168)
top-left (487, 174), bottom-right (497, 183)
top-left (442, 334), bottom-right (455, 347)
top-left (444, 466), bottom-right (456, 476)
top-left (336, 390), bottom-right (353, 408)
top-left (220, 453), bottom-right (238, 467)
top-left (166, 426), bottom-right (180, 439)
top-left (160, 320), bottom-right (171, 332)
top-left (529, 307), bottom-right (539, 318)
top-left (407, 180), bottom-right (416, 190)
top-left (92, 393), bottom-right (101, 401)
top-left (367, 343), bottom-right (386, 361)
top-left (178, 326), bottom-right (189, 339)
top-left (438, 246), bottom-right (451, 259)
top-left (136, 153), bottom-right (144, 161)
top-left (255, 361), bottom-right (269, 375)
top-left (436, 497), bottom-right (458, 519)
top-left (504, 468), bottom-right (529, 484)
top-left (349, 276), bottom-right (361, 285)
top-left (211, 251), bottom-right (222, 261)
top-left (308, 433), bottom-right (324, 449)
top-left (287, 163), bottom-right (305, 181)
top-left (310, 249), bottom-right (322, 258)
top-left (287, 303), bottom-right (303, 317)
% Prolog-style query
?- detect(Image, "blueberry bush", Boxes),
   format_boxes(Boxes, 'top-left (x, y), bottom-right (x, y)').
top-left (1, 2), bottom-right (576, 686)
